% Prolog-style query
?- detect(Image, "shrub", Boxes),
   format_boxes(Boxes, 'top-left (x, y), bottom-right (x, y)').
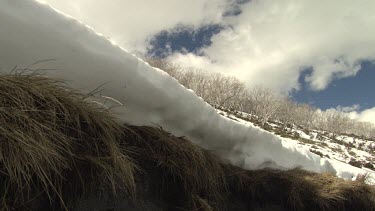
top-left (363, 162), bottom-right (375, 171)
top-left (310, 149), bottom-right (324, 157)
top-left (348, 159), bottom-right (363, 168)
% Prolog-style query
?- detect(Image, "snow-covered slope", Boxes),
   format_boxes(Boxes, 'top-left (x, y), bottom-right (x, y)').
top-left (0, 0), bottom-right (372, 182)
top-left (220, 110), bottom-right (375, 168)
top-left (220, 110), bottom-right (374, 183)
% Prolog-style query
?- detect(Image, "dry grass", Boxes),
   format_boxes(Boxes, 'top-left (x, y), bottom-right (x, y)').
top-left (122, 125), bottom-right (226, 210)
top-left (225, 165), bottom-right (375, 211)
top-left (191, 195), bottom-right (214, 211)
top-left (356, 172), bottom-right (372, 183)
top-left (0, 74), bottom-right (135, 210)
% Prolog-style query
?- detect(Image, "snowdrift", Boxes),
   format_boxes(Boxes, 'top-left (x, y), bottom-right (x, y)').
top-left (0, 0), bottom-right (371, 181)
top-left (1, 74), bottom-right (374, 210)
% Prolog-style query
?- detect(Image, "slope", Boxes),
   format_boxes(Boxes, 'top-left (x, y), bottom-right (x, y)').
top-left (0, 0), bottom-right (367, 181)
top-left (0, 74), bottom-right (374, 210)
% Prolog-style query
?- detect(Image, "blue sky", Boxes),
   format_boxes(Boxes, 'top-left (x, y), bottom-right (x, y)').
top-left (148, 24), bottom-right (223, 57)
top-left (147, 25), bottom-right (375, 111)
top-left (292, 61), bottom-right (375, 110)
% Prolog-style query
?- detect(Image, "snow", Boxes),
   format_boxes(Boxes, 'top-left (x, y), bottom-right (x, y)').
top-left (219, 111), bottom-right (375, 183)
top-left (0, 0), bottom-right (373, 183)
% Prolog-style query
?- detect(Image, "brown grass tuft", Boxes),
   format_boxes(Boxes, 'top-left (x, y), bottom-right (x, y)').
top-left (225, 165), bottom-right (375, 211)
top-left (191, 194), bottom-right (214, 211)
top-left (0, 74), bottom-right (135, 210)
top-left (122, 125), bottom-right (227, 210)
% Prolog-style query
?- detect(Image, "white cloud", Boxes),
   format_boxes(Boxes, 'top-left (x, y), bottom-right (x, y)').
top-left (39, 0), bottom-right (233, 54)
top-left (327, 104), bottom-right (375, 125)
top-left (357, 108), bottom-right (375, 125)
top-left (168, 0), bottom-right (375, 94)
top-left (336, 104), bottom-right (360, 113)
top-left (348, 107), bottom-right (375, 125)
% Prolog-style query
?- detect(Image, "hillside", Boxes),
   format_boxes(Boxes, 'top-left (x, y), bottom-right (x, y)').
top-left (1, 0), bottom-right (375, 210)
top-left (1, 0), bottom-right (370, 181)
top-left (1, 74), bottom-right (374, 211)
top-left (219, 109), bottom-right (375, 173)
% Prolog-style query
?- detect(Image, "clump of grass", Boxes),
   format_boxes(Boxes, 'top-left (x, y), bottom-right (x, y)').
top-left (0, 74), bottom-right (135, 210)
top-left (122, 125), bottom-right (226, 210)
top-left (356, 173), bottom-right (372, 184)
top-left (225, 165), bottom-right (375, 211)
top-left (191, 194), bottom-right (214, 211)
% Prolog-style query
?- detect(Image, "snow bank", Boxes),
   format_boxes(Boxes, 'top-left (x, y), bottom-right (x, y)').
top-left (0, 0), bottom-right (370, 180)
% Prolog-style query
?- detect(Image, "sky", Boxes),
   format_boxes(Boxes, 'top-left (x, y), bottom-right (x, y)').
top-left (39, 0), bottom-right (375, 123)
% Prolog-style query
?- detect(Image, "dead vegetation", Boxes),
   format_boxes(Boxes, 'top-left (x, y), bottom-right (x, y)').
top-left (0, 74), bottom-right (135, 210)
top-left (0, 74), bottom-right (374, 211)
top-left (122, 125), bottom-right (227, 210)
top-left (225, 166), bottom-right (375, 211)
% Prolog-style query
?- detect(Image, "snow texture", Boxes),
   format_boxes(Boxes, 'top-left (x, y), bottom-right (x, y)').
top-left (0, 0), bottom-right (372, 182)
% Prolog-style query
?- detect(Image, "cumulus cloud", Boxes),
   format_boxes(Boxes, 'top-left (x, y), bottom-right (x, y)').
top-left (336, 104), bottom-right (361, 113)
top-left (327, 104), bottom-right (375, 125)
top-left (39, 0), bottom-right (234, 54)
top-left (168, 0), bottom-right (375, 94)
top-left (356, 108), bottom-right (375, 125)
top-left (348, 107), bottom-right (375, 125)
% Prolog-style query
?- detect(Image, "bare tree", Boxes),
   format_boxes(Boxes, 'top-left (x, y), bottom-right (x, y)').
top-left (293, 104), bottom-right (316, 130)
top-left (353, 122), bottom-right (375, 139)
top-left (146, 58), bottom-right (182, 78)
top-left (248, 86), bottom-right (280, 125)
top-left (322, 110), bottom-right (350, 138)
top-left (276, 98), bottom-right (296, 131)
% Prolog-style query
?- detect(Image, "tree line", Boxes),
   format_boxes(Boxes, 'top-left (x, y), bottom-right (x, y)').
top-left (147, 59), bottom-right (375, 140)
